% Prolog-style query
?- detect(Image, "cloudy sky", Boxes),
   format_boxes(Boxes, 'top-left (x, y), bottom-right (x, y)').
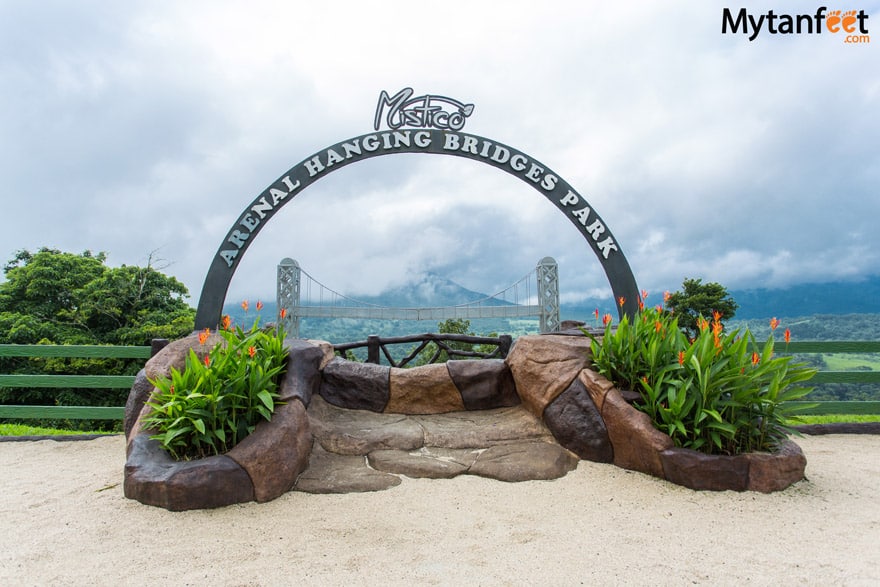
top-left (1, 1), bottom-right (878, 310)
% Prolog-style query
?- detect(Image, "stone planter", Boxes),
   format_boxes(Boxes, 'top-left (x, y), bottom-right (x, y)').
top-left (123, 334), bottom-right (323, 510)
top-left (577, 367), bottom-right (807, 492)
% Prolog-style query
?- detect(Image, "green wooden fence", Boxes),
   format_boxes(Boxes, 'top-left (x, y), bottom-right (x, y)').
top-left (0, 343), bottom-right (160, 421)
top-left (1, 339), bottom-right (878, 422)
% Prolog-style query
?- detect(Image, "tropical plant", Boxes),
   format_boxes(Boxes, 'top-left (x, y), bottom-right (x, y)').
top-left (587, 307), bottom-right (816, 455)
top-left (144, 320), bottom-right (287, 460)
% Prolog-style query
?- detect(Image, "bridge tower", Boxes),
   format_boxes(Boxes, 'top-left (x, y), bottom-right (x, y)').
top-left (277, 257), bottom-right (301, 337)
top-left (536, 256), bottom-right (560, 333)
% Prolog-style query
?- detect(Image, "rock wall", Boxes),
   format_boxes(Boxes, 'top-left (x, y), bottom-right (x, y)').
top-left (123, 333), bottom-right (806, 510)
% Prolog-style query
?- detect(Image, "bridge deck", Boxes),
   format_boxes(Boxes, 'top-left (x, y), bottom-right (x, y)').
top-left (293, 305), bottom-right (542, 321)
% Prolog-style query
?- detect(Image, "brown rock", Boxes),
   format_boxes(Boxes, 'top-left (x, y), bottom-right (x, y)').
top-left (745, 440), bottom-right (807, 493)
top-left (368, 447), bottom-right (479, 479)
top-left (505, 334), bottom-right (593, 417)
top-left (660, 447), bottom-right (749, 491)
top-left (304, 339), bottom-right (337, 369)
top-left (320, 357), bottom-right (389, 412)
top-left (124, 433), bottom-right (255, 511)
top-left (308, 395), bottom-right (424, 455)
top-left (580, 368), bottom-right (615, 413)
top-left (416, 406), bottom-right (553, 449)
top-left (294, 445), bottom-right (402, 494)
top-left (226, 399), bottom-right (312, 502)
top-left (469, 441), bottom-right (579, 482)
top-left (447, 360), bottom-right (520, 410)
top-left (387, 364), bottom-right (465, 414)
top-left (601, 388), bottom-right (673, 478)
top-left (278, 339), bottom-right (325, 406)
top-left (543, 376), bottom-right (613, 463)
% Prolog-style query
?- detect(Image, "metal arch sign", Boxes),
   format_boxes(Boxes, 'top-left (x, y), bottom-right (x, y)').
top-left (194, 97), bottom-right (640, 329)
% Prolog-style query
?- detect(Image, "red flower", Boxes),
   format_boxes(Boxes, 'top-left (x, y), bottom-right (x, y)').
top-left (170, 384), bottom-right (175, 396)
top-left (784, 328), bottom-right (791, 344)
top-left (248, 346), bottom-right (256, 358)
top-left (602, 313), bottom-right (612, 326)
top-left (751, 352), bottom-right (760, 365)
top-left (256, 300), bottom-right (264, 312)
top-left (678, 351), bottom-right (685, 366)
top-left (221, 315), bottom-right (232, 330)
top-left (198, 328), bottom-right (210, 345)
top-left (203, 355), bottom-right (210, 367)
top-left (279, 308), bottom-right (288, 319)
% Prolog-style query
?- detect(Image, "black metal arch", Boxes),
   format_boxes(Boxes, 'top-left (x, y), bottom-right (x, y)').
top-left (194, 129), bottom-right (639, 329)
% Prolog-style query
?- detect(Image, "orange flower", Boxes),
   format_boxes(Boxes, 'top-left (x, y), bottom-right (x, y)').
top-left (751, 352), bottom-right (760, 365)
top-left (663, 290), bottom-right (671, 305)
top-left (784, 328), bottom-right (791, 344)
top-left (221, 315), bottom-right (232, 330)
top-left (618, 296), bottom-right (625, 308)
top-left (203, 355), bottom-right (210, 367)
top-left (713, 310), bottom-right (722, 322)
top-left (697, 317), bottom-right (709, 331)
top-left (248, 346), bottom-right (256, 358)
top-left (279, 307), bottom-right (288, 319)
top-left (678, 350), bottom-right (685, 366)
top-left (256, 300), bottom-right (264, 312)
top-left (170, 384), bottom-right (175, 396)
top-left (654, 320), bottom-right (662, 333)
top-left (769, 317), bottom-right (780, 331)
top-left (241, 299), bottom-right (249, 313)
top-left (602, 313), bottom-right (612, 326)
top-left (640, 289), bottom-right (649, 301)
top-left (198, 328), bottom-right (210, 345)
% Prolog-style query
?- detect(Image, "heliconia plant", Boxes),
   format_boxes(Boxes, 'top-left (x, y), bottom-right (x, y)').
top-left (144, 319), bottom-right (287, 460)
top-left (586, 308), bottom-right (816, 455)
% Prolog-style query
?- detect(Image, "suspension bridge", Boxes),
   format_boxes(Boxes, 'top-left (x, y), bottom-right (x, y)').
top-left (277, 257), bottom-right (561, 338)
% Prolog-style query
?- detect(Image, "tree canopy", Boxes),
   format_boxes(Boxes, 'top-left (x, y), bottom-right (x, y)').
top-left (0, 247), bottom-right (195, 346)
top-left (665, 277), bottom-right (738, 339)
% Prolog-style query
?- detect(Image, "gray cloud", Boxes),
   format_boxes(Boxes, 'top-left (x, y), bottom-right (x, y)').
top-left (1, 1), bottom-right (878, 311)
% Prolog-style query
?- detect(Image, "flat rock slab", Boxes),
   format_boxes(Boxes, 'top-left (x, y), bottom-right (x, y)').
top-left (469, 441), bottom-right (579, 482)
top-left (293, 446), bottom-right (402, 494)
top-left (308, 395), bottom-right (424, 455)
top-left (414, 406), bottom-right (554, 449)
top-left (368, 447), bottom-right (481, 479)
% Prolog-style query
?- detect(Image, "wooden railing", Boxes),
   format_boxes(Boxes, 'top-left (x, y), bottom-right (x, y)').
top-left (0, 341), bottom-right (166, 421)
top-left (782, 341), bottom-right (880, 415)
top-left (0, 339), bottom-right (877, 422)
top-left (333, 333), bottom-right (513, 368)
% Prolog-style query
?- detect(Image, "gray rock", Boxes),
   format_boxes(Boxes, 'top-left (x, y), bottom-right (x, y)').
top-left (415, 406), bottom-right (553, 449)
top-left (367, 447), bottom-right (480, 479)
top-left (293, 445), bottom-right (402, 494)
top-left (308, 395), bottom-right (425, 455)
top-left (543, 376), bottom-right (613, 463)
top-left (469, 441), bottom-right (579, 482)
top-left (320, 357), bottom-right (389, 412)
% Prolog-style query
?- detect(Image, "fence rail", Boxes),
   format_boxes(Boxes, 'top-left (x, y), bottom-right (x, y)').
top-left (1, 339), bottom-right (878, 422)
top-left (333, 333), bottom-right (513, 368)
top-left (0, 341), bottom-right (165, 421)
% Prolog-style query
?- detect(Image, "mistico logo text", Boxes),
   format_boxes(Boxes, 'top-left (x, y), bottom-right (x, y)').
top-left (722, 6), bottom-right (870, 43)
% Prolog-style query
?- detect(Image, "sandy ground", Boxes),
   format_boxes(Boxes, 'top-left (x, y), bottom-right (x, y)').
top-left (1, 435), bottom-right (878, 586)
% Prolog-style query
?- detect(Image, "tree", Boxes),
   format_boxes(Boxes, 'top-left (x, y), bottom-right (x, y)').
top-left (665, 278), bottom-right (738, 339)
top-left (0, 247), bottom-right (196, 429)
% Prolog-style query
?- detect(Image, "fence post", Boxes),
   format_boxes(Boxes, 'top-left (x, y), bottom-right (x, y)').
top-left (150, 339), bottom-right (169, 358)
top-left (367, 335), bottom-right (380, 364)
top-left (498, 334), bottom-right (512, 358)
